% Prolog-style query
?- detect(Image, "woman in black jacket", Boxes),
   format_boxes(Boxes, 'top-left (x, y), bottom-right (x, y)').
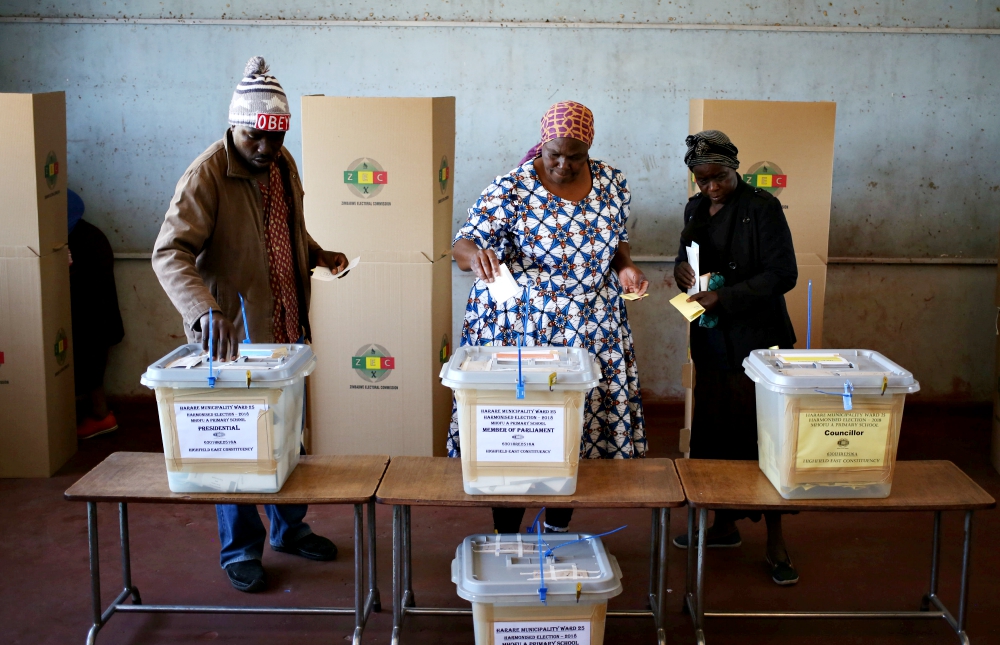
top-left (672, 130), bottom-right (800, 585)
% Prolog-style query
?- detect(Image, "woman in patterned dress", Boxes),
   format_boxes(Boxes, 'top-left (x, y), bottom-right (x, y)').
top-left (450, 102), bottom-right (648, 533)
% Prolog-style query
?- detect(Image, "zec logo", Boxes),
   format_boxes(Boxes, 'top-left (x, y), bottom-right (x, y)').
top-left (343, 158), bottom-right (388, 199)
top-left (44, 151), bottom-right (59, 189)
top-left (742, 161), bottom-right (787, 197)
top-left (837, 439), bottom-right (850, 447)
top-left (351, 344), bottom-right (395, 383)
top-left (438, 156), bottom-right (450, 194)
top-left (54, 328), bottom-right (68, 366)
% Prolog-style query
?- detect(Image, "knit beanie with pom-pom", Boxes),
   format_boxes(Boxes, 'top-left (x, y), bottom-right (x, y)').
top-left (228, 56), bottom-right (290, 132)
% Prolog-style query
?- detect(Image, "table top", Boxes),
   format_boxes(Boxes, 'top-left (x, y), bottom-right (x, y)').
top-left (375, 456), bottom-right (686, 508)
top-left (64, 452), bottom-right (390, 505)
top-left (676, 459), bottom-right (996, 512)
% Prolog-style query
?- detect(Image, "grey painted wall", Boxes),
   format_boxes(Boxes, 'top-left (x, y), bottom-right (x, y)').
top-left (2, 2), bottom-right (998, 404)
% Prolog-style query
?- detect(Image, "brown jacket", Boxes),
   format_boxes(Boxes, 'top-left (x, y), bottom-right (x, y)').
top-left (152, 130), bottom-right (322, 344)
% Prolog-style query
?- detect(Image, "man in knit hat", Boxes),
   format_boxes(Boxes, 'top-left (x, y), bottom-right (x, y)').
top-left (153, 56), bottom-right (348, 593)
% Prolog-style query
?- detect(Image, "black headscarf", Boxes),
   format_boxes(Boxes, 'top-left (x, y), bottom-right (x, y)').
top-left (684, 130), bottom-right (739, 169)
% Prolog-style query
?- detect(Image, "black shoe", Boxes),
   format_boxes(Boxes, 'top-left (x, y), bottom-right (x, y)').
top-left (673, 529), bottom-right (742, 549)
top-left (225, 560), bottom-right (266, 593)
top-left (766, 555), bottom-right (800, 586)
top-left (272, 533), bottom-right (338, 561)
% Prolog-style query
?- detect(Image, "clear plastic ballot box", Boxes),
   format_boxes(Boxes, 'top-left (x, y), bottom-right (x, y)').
top-left (141, 344), bottom-right (316, 493)
top-left (743, 349), bottom-right (920, 499)
top-left (452, 533), bottom-right (623, 645)
top-left (440, 346), bottom-right (602, 495)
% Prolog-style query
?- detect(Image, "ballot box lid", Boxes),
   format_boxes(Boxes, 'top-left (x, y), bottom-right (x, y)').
top-left (452, 533), bottom-right (623, 605)
top-left (743, 349), bottom-right (920, 395)
top-left (141, 343), bottom-right (315, 388)
top-left (440, 346), bottom-right (601, 391)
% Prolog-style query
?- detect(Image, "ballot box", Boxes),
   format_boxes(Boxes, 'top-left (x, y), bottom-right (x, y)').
top-left (452, 533), bottom-right (623, 645)
top-left (744, 349), bottom-right (920, 499)
top-left (141, 344), bottom-right (316, 493)
top-left (440, 346), bottom-right (602, 495)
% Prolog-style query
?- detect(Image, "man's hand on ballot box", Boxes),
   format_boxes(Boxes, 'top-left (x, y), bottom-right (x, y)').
top-left (200, 311), bottom-right (240, 361)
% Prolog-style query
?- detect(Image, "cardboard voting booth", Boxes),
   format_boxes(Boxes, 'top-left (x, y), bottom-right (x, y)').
top-left (301, 96), bottom-right (455, 457)
top-left (0, 246), bottom-right (77, 477)
top-left (301, 96), bottom-right (456, 260)
top-left (307, 252), bottom-right (452, 457)
top-left (0, 92), bottom-right (68, 256)
top-left (0, 92), bottom-right (76, 478)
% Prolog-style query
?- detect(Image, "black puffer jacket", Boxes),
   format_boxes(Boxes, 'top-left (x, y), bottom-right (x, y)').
top-left (676, 180), bottom-right (798, 368)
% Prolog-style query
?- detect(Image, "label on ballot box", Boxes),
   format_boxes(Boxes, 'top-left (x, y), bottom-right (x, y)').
top-left (795, 410), bottom-right (891, 470)
top-left (475, 405), bottom-right (565, 462)
top-left (174, 403), bottom-right (265, 460)
top-left (494, 621), bottom-right (591, 645)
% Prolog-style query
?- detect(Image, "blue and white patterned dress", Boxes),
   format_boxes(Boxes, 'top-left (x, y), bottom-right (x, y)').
top-left (448, 159), bottom-right (646, 459)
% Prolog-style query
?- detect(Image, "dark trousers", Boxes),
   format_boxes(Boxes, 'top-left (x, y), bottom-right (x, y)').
top-left (491, 507), bottom-right (574, 534)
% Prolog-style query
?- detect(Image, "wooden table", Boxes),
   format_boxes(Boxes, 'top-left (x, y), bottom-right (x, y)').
top-left (375, 456), bottom-right (687, 645)
top-left (676, 459), bottom-right (996, 645)
top-left (64, 452), bottom-right (390, 645)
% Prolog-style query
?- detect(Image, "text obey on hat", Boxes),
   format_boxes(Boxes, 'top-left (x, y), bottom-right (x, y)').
top-left (255, 113), bottom-right (290, 132)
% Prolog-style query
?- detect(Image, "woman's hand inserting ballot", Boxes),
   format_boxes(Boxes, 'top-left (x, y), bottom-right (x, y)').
top-left (453, 238), bottom-right (501, 283)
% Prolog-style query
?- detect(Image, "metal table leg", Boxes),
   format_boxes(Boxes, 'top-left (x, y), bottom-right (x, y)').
top-left (956, 511), bottom-right (974, 644)
top-left (391, 504), bottom-right (403, 645)
top-left (684, 506), bottom-right (695, 616)
top-left (648, 508), bottom-right (659, 611)
top-left (694, 508), bottom-right (707, 645)
top-left (655, 507), bottom-right (670, 645)
top-left (921, 511), bottom-right (942, 612)
top-left (368, 501), bottom-right (381, 613)
top-left (352, 503), bottom-right (364, 645)
top-left (86, 502), bottom-right (101, 645)
top-left (118, 503), bottom-right (142, 605)
top-left (402, 505), bottom-right (414, 608)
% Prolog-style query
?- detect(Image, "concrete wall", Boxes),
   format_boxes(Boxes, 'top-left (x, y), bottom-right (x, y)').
top-left (2, 2), bottom-right (998, 402)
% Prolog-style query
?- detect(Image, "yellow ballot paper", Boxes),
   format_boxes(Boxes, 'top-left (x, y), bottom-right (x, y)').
top-left (669, 292), bottom-right (705, 322)
top-left (621, 292), bottom-right (649, 301)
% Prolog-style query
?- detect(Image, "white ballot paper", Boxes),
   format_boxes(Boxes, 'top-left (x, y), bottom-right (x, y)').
top-left (486, 264), bottom-right (522, 303)
top-left (686, 242), bottom-right (700, 296)
top-left (311, 256), bottom-right (361, 281)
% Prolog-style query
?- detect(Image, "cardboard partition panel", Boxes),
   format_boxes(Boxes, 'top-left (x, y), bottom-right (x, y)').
top-left (0, 246), bottom-right (76, 477)
top-left (301, 96), bottom-right (456, 261)
top-left (689, 99), bottom-right (836, 263)
top-left (0, 92), bottom-right (68, 255)
top-left (307, 252), bottom-right (452, 457)
top-left (785, 253), bottom-right (827, 349)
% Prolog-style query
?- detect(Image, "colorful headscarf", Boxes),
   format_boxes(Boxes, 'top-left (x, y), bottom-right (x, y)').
top-left (519, 101), bottom-right (595, 165)
top-left (684, 130), bottom-right (740, 169)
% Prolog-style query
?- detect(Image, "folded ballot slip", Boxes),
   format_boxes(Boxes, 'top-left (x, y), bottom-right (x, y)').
top-left (621, 292), bottom-right (649, 301)
top-left (311, 256), bottom-right (361, 281)
top-left (485, 264), bottom-right (522, 303)
top-left (670, 292), bottom-right (705, 322)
